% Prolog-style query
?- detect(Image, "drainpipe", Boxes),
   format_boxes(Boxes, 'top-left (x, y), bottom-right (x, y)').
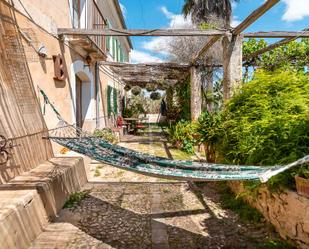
top-left (95, 62), bottom-right (100, 129)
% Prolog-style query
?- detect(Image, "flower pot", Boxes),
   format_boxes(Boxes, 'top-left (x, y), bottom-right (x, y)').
top-left (174, 140), bottom-right (183, 149)
top-left (295, 176), bottom-right (309, 198)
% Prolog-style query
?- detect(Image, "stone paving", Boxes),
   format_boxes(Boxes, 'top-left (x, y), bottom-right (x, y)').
top-left (29, 126), bottom-right (287, 249)
top-left (51, 181), bottom-right (280, 249)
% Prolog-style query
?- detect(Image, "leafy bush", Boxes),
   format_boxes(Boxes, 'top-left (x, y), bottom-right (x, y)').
top-left (93, 128), bottom-right (118, 143)
top-left (168, 120), bottom-right (199, 154)
top-left (197, 111), bottom-right (223, 162)
top-left (219, 69), bottom-right (309, 166)
top-left (63, 191), bottom-right (89, 208)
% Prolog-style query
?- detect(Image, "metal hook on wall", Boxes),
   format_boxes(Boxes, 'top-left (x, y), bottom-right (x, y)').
top-left (0, 135), bottom-right (17, 165)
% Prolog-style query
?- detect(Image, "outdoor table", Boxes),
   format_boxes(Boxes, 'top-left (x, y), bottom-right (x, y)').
top-left (124, 117), bottom-right (148, 134)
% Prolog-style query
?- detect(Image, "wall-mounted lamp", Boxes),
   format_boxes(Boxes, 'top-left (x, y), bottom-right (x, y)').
top-left (84, 55), bottom-right (92, 68)
top-left (37, 43), bottom-right (48, 58)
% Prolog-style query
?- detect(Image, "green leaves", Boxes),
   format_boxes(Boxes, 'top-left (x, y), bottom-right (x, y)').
top-left (243, 38), bottom-right (309, 71)
top-left (168, 120), bottom-right (199, 154)
top-left (220, 69), bottom-right (309, 166)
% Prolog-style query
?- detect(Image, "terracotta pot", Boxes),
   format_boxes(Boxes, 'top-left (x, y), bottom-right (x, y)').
top-left (174, 140), bottom-right (183, 149)
top-left (295, 176), bottom-right (309, 198)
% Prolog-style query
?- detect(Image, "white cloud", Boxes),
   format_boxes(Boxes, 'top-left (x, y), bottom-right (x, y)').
top-left (119, 3), bottom-right (127, 18)
top-left (282, 0), bottom-right (309, 22)
top-left (130, 50), bottom-right (162, 63)
top-left (142, 7), bottom-right (192, 56)
top-left (231, 1), bottom-right (238, 10)
top-left (160, 6), bottom-right (192, 28)
top-left (143, 37), bottom-right (171, 55)
top-left (231, 16), bottom-right (241, 27)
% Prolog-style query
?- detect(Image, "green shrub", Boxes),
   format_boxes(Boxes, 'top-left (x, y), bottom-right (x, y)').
top-left (93, 128), bottom-right (117, 143)
top-left (168, 120), bottom-right (199, 154)
top-left (64, 191), bottom-right (89, 208)
top-left (219, 69), bottom-right (309, 166)
top-left (196, 111), bottom-right (223, 162)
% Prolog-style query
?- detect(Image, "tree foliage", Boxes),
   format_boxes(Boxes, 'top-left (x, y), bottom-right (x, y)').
top-left (243, 38), bottom-right (309, 72)
top-left (219, 69), bottom-right (309, 166)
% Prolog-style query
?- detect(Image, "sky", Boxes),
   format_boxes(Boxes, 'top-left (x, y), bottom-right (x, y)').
top-left (119, 0), bottom-right (309, 63)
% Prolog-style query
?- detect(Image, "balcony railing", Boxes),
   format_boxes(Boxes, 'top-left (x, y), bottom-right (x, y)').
top-left (71, 0), bottom-right (107, 57)
top-left (89, 0), bottom-right (107, 53)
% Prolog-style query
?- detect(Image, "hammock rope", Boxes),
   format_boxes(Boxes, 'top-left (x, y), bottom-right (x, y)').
top-left (39, 88), bottom-right (309, 183)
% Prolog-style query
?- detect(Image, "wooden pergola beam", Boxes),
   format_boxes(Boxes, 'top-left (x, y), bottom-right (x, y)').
top-left (192, 0), bottom-right (279, 63)
top-left (233, 0), bottom-right (280, 35)
top-left (100, 61), bottom-right (191, 68)
top-left (58, 28), bottom-right (227, 37)
top-left (244, 31), bottom-right (309, 38)
top-left (244, 28), bottom-right (309, 61)
top-left (191, 35), bottom-right (222, 64)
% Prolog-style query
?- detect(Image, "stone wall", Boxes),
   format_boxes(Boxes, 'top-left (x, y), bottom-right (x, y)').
top-left (229, 182), bottom-right (309, 249)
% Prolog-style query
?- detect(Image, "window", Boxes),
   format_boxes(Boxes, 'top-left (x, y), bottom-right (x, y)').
top-left (72, 0), bottom-right (80, 28)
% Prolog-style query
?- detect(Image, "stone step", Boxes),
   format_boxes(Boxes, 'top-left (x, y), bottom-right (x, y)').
top-left (0, 157), bottom-right (88, 219)
top-left (27, 222), bottom-right (113, 249)
top-left (0, 190), bottom-right (48, 249)
top-left (0, 157), bottom-right (89, 249)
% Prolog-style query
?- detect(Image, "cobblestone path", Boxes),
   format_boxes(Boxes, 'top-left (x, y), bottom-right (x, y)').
top-left (31, 126), bottom-right (285, 249)
top-left (53, 182), bottom-right (280, 249)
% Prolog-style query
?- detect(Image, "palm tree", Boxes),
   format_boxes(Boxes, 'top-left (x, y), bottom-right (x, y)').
top-left (182, 0), bottom-right (238, 28)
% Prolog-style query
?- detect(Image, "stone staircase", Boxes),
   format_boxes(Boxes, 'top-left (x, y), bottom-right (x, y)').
top-left (0, 157), bottom-right (88, 249)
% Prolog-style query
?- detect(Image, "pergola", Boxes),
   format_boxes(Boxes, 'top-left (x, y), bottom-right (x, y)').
top-left (58, 0), bottom-right (309, 120)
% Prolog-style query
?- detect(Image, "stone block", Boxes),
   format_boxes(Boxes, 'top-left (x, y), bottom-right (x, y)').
top-left (1, 157), bottom-right (87, 219)
top-left (0, 190), bottom-right (48, 249)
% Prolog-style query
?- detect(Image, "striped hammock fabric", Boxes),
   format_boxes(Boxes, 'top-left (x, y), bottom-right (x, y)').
top-left (40, 89), bottom-right (309, 182)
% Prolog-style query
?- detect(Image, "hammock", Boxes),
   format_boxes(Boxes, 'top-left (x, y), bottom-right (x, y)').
top-left (40, 89), bottom-right (309, 183)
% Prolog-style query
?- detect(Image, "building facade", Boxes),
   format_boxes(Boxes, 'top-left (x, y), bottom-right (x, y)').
top-left (0, 0), bottom-right (131, 183)
top-left (13, 0), bottom-right (131, 131)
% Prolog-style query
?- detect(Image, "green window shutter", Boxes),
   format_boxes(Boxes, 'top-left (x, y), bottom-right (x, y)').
top-left (107, 85), bottom-right (112, 117)
top-left (113, 88), bottom-right (118, 114)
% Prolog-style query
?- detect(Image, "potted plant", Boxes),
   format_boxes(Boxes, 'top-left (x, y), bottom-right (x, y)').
top-left (150, 91), bottom-right (161, 100)
top-left (295, 167), bottom-right (309, 198)
top-left (131, 86), bottom-right (141, 96)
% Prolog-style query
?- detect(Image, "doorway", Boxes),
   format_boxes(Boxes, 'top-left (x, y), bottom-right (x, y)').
top-left (75, 75), bottom-right (91, 129)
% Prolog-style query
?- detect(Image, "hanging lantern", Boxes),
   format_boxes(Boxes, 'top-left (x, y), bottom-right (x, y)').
top-left (124, 84), bottom-right (132, 92)
top-left (150, 91), bottom-right (161, 100)
top-left (145, 83), bottom-right (157, 92)
top-left (131, 86), bottom-right (141, 96)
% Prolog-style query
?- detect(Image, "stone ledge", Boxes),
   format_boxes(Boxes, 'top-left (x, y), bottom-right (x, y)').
top-left (0, 157), bottom-right (88, 219)
top-left (0, 190), bottom-right (48, 249)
